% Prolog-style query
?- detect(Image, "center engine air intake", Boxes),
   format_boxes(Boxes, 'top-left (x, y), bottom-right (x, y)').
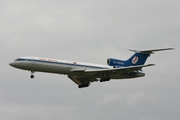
top-left (107, 58), bottom-right (125, 66)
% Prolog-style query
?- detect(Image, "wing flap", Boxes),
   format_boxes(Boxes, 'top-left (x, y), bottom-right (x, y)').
top-left (68, 75), bottom-right (98, 86)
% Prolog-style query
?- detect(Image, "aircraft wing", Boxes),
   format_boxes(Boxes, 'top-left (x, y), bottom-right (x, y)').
top-left (68, 64), bottom-right (154, 86)
top-left (84, 64), bottom-right (155, 75)
top-left (68, 75), bottom-right (98, 86)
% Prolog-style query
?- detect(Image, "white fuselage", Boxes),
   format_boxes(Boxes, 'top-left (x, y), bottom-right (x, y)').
top-left (10, 57), bottom-right (112, 74)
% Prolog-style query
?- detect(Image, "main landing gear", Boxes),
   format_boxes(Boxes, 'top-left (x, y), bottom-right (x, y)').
top-left (30, 71), bottom-right (35, 79)
top-left (78, 84), bottom-right (89, 88)
top-left (100, 78), bottom-right (110, 82)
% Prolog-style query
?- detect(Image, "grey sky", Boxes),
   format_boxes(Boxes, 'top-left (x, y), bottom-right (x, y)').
top-left (1, 0), bottom-right (180, 120)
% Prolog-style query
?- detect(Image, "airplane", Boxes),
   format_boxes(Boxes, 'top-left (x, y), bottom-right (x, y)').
top-left (9, 48), bottom-right (173, 88)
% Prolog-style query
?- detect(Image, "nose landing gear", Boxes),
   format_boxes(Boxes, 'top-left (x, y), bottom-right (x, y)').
top-left (30, 71), bottom-right (35, 79)
top-left (30, 75), bottom-right (34, 78)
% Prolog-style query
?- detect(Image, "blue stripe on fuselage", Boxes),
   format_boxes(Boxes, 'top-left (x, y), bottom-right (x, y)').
top-left (16, 58), bottom-right (107, 69)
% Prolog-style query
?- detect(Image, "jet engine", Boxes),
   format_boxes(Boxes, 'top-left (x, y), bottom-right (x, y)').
top-left (107, 58), bottom-right (125, 67)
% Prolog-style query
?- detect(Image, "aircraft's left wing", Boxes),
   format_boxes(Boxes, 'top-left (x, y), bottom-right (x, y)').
top-left (69, 64), bottom-right (154, 79)
top-left (68, 64), bottom-right (154, 88)
top-left (84, 64), bottom-right (155, 75)
top-left (68, 75), bottom-right (98, 88)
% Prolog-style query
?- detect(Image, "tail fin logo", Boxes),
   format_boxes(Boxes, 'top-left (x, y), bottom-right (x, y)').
top-left (132, 56), bottom-right (138, 64)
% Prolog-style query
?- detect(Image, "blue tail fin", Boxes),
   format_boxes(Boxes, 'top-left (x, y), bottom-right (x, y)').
top-left (107, 53), bottom-right (149, 67)
top-left (107, 48), bottom-right (173, 67)
top-left (124, 53), bottom-right (149, 66)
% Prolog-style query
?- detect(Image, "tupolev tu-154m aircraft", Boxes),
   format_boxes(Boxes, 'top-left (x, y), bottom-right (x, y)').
top-left (9, 48), bottom-right (173, 88)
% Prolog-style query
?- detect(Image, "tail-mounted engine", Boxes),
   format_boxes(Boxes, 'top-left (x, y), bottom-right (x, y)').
top-left (107, 58), bottom-right (125, 67)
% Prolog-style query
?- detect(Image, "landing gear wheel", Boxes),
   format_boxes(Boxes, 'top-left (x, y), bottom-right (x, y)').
top-left (78, 85), bottom-right (82, 88)
top-left (100, 78), bottom-right (110, 82)
top-left (78, 84), bottom-right (89, 88)
top-left (30, 75), bottom-right (34, 78)
top-left (30, 71), bottom-right (35, 79)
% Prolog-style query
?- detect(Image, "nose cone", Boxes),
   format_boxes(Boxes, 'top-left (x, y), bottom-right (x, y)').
top-left (9, 62), bottom-right (16, 67)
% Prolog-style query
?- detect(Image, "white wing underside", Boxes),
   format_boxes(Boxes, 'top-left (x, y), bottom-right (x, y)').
top-left (68, 64), bottom-right (154, 85)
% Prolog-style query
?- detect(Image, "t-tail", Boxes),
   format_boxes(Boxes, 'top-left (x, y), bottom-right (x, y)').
top-left (107, 48), bottom-right (173, 67)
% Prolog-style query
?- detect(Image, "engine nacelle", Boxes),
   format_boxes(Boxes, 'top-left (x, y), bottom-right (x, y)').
top-left (107, 58), bottom-right (125, 67)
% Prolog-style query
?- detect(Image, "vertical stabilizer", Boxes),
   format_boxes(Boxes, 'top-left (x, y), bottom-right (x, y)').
top-left (124, 53), bottom-right (149, 66)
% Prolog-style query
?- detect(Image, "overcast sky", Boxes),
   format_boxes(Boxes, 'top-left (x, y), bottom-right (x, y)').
top-left (1, 0), bottom-right (180, 120)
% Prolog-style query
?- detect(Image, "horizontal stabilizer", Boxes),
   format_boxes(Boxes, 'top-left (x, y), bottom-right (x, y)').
top-left (129, 48), bottom-right (174, 54)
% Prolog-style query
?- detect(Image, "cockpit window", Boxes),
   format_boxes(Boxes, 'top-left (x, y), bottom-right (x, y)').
top-left (15, 58), bottom-right (23, 61)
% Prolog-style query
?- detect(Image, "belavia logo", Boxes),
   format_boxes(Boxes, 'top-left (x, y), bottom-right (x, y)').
top-left (132, 56), bottom-right (138, 64)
